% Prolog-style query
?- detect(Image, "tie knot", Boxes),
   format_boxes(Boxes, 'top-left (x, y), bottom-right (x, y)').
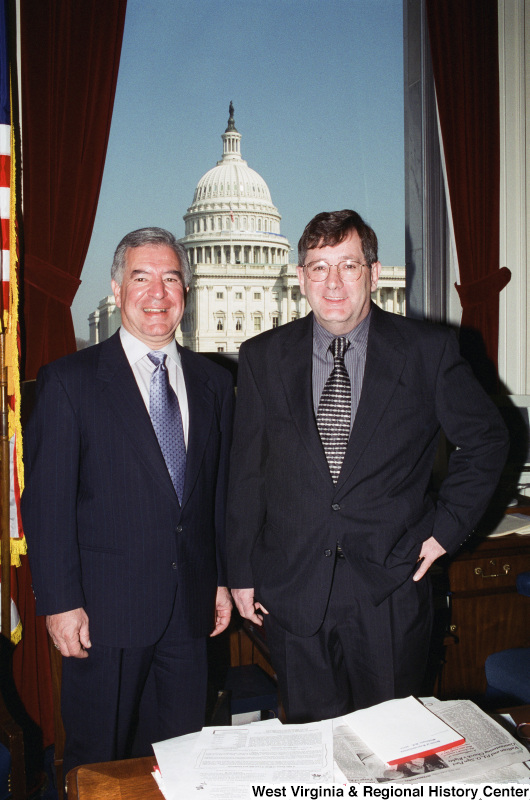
top-left (330, 337), bottom-right (349, 361)
top-left (148, 351), bottom-right (167, 368)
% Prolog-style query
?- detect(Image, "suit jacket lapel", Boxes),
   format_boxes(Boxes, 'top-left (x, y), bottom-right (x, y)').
top-left (278, 314), bottom-right (332, 482)
top-left (335, 305), bottom-right (407, 493)
top-left (96, 332), bottom-right (177, 503)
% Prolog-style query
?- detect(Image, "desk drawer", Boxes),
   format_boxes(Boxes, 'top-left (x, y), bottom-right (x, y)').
top-left (449, 552), bottom-right (530, 593)
top-left (439, 533), bottom-right (530, 698)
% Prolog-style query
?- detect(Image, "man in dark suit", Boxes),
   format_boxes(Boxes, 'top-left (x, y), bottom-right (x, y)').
top-left (227, 210), bottom-right (509, 722)
top-left (22, 228), bottom-right (234, 774)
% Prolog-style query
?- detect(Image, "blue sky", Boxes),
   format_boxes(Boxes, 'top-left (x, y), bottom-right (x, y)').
top-left (72, 0), bottom-right (404, 338)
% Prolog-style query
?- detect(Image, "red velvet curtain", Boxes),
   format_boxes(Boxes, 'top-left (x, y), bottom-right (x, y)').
top-left (426, 0), bottom-right (510, 377)
top-left (14, 0), bottom-right (127, 748)
top-left (21, 0), bottom-right (127, 379)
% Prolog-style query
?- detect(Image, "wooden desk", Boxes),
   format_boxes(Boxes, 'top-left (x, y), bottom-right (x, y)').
top-left (499, 705), bottom-right (530, 726)
top-left (438, 533), bottom-right (530, 699)
top-left (66, 756), bottom-right (158, 800)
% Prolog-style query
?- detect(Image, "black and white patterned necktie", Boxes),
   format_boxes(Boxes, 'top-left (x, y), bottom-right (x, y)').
top-left (316, 337), bottom-right (351, 483)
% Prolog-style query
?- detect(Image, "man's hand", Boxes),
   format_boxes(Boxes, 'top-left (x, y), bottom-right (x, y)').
top-left (231, 588), bottom-right (269, 627)
top-left (46, 608), bottom-right (91, 658)
top-left (210, 586), bottom-right (233, 637)
top-left (413, 536), bottom-right (447, 582)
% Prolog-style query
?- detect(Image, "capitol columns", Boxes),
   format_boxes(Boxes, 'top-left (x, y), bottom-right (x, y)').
top-left (244, 285), bottom-right (251, 336)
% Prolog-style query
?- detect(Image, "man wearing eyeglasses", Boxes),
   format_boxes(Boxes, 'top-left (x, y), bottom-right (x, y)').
top-left (227, 209), bottom-right (508, 722)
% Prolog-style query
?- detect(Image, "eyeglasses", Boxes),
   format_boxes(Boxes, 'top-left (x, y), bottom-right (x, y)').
top-left (302, 259), bottom-right (370, 282)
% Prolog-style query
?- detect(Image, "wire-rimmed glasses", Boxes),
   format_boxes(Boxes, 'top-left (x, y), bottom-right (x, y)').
top-left (302, 259), bottom-right (370, 282)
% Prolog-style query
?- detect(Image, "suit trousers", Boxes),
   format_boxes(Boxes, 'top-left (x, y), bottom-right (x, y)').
top-left (61, 594), bottom-right (207, 777)
top-left (263, 555), bottom-right (433, 723)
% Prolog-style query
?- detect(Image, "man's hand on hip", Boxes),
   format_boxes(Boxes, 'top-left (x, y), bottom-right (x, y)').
top-left (231, 588), bottom-right (269, 626)
top-left (210, 586), bottom-right (233, 637)
top-left (413, 536), bottom-right (446, 582)
top-left (46, 608), bottom-right (91, 658)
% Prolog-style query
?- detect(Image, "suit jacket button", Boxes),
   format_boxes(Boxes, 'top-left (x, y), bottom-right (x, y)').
top-left (171, 562), bottom-right (177, 570)
top-left (332, 503), bottom-right (341, 511)
top-left (176, 525), bottom-right (183, 533)
top-left (324, 549), bottom-right (332, 557)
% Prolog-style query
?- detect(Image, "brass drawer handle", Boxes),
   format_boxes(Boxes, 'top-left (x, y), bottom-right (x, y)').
top-left (474, 564), bottom-right (511, 578)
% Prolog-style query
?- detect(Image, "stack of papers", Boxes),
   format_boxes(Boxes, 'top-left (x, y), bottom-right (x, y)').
top-left (153, 717), bottom-right (333, 799)
top-left (151, 696), bottom-right (530, 798)
top-left (487, 513), bottom-right (530, 537)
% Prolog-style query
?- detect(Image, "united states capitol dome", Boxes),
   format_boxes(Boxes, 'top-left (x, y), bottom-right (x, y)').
top-left (192, 124), bottom-right (273, 208)
top-left (176, 103), bottom-right (297, 354)
top-left (181, 103), bottom-right (287, 245)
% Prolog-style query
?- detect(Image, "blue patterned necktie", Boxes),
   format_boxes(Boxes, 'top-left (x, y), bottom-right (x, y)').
top-left (147, 351), bottom-right (186, 504)
top-left (316, 337), bottom-right (351, 483)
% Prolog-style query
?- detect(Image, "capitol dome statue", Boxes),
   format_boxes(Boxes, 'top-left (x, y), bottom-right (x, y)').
top-left (177, 103), bottom-right (304, 352)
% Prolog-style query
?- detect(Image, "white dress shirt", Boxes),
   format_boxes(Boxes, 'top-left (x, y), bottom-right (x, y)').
top-left (119, 327), bottom-right (189, 447)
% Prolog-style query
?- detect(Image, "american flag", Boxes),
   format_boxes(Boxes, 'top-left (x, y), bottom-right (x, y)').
top-left (0, 0), bottom-right (10, 313)
top-left (0, 0), bottom-right (25, 573)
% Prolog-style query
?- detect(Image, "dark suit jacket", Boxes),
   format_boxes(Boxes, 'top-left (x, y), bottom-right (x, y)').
top-left (22, 331), bottom-right (234, 647)
top-left (227, 305), bottom-right (509, 637)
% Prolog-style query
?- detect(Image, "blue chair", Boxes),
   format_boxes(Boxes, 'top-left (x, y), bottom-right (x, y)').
top-left (0, 742), bottom-right (10, 800)
top-left (0, 699), bottom-right (25, 800)
top-left (0, 667), bottom-right (25, 800)
top-left (485, 572), bottom-right (530, 705)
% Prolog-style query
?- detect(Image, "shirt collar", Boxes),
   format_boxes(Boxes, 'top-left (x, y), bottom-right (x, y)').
top-left (119, 326), bottom-right (181, 366)
top-left (313, 308), bottom-right (372, 359)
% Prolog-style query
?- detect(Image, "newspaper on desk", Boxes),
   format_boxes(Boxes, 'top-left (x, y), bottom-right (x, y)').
top-left (333, 698), bottom-right (530, 784)
top-left (152, 698), bottom-right (530, 799)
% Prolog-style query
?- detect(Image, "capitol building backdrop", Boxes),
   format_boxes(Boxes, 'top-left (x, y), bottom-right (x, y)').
top-left (88, 106), bottom-right (406, 351)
